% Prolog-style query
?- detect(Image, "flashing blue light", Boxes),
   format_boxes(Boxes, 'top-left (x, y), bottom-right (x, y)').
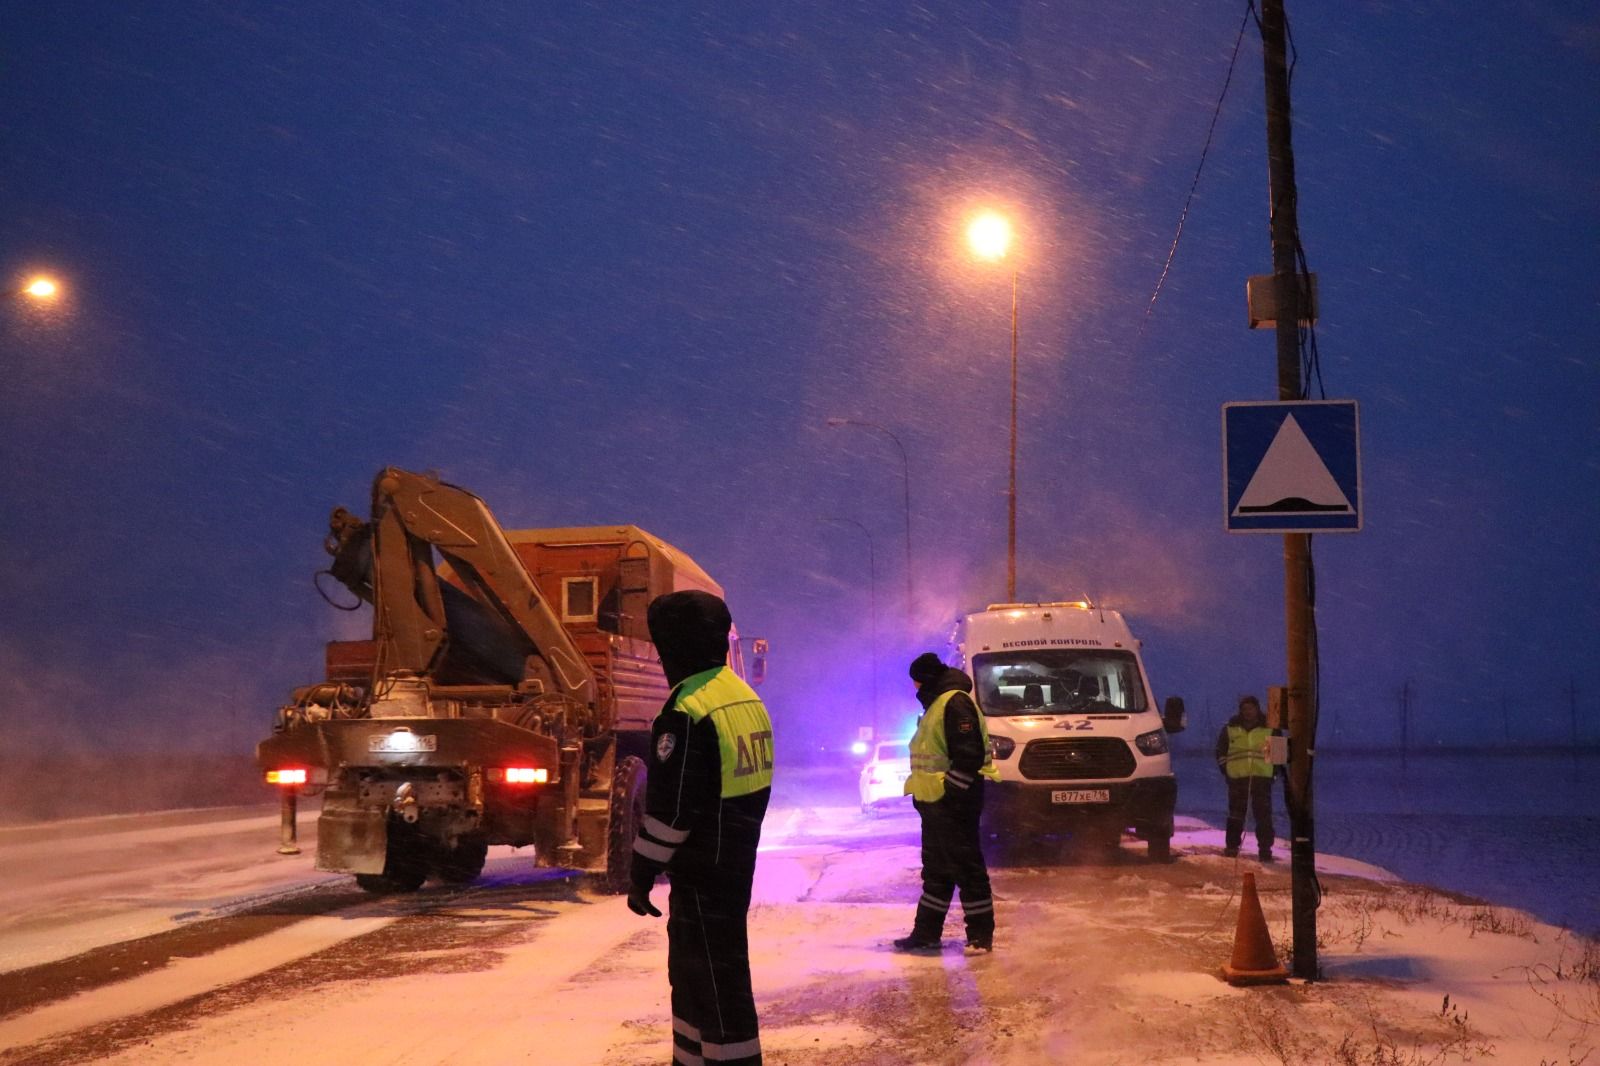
top-left (849, 740), bottom-right (870, 757)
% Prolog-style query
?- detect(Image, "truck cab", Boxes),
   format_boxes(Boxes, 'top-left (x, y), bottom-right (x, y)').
top-left (951, 602), bottom-right (1185, 861)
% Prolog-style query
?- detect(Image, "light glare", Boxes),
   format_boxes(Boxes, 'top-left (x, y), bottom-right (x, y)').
top-left (966, 211), bottom-right (1013, 261)
top-left (23, 276), bottom-right (59, 300)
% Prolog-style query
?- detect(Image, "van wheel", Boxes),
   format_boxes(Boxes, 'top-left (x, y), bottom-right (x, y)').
top-left (602, 756), bottom-right (647, 894)
top-left (1147, 833), bottom-right (1173, 863)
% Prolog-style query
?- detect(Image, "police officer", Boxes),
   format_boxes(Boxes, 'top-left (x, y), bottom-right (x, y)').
top-left (1215, 694), bottom-right (1276, 861)
top-left (895, 651), bottom-right (1000, 955)
top-left (628, 590), bottom-right (773, 1066)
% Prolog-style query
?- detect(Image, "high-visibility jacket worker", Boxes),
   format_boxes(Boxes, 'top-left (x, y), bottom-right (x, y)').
top-left (629, 590), bottom-right (773, 1066)
top-left (1214, 693), bottom-right (1276, 861)
top-left (894, 651), bottom-right (999, 955)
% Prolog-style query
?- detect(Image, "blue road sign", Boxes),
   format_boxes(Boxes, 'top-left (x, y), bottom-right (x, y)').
top-left (1223, 400), bottom-right (1361, 533)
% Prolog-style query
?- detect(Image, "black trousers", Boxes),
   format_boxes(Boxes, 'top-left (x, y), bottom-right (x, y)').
top-left (1225, 775), bottom-right (1276, 852)
top-left (912, 791), bottom-right (994, 942)
top-left (667, 878), bottom-right (761, 1066)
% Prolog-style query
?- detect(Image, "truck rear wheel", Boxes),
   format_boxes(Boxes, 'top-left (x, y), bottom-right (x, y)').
top-left (1146, 832), bottom-right (1173, 863)
top-left (436, 834), bottom-right (489, 885)
top-left (354, 821), bottom-right (428, 893)
top-left (602, 755), bottom-right (647, 894)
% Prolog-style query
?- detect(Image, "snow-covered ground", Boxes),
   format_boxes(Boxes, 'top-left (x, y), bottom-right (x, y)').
top-left (2, 769), bottom-right (1597, 1065)
top-left (1175, 750), bottom-right (1600, 935)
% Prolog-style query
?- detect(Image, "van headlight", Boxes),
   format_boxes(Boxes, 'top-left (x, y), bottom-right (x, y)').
top-left (1134, 730), bottom-right (1168, 755)
top-left (988, 735), bottom-right (1016, 760)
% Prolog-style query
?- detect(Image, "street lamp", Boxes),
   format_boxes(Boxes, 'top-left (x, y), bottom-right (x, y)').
top-left (966, 210), bottom-right (1020, 600)
top-left (824, 418), bottom-right (913, 623)
top-left (23, 276), bottom-right (60, 302)
top-left (820, 515), bottom-right (880, 743)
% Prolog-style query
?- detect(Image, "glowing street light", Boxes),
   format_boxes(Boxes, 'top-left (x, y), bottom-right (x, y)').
top-left (967, 209), bottom-right (1021, 599)
top-left (23, 275), bottom-right (60, 301)
top-left (966, 211), bottom-right (1013, 262)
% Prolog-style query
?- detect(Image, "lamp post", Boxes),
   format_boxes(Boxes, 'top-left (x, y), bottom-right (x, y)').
top-left (821, 515), bottom-right (879, 742)
top-left (824, 418), bottom-right (913, 623)
top-left (966, 211), bottom-right (1019, 600)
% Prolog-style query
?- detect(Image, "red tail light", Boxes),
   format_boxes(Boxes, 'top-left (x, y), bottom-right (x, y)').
top-left (487, 767), bottom-right (548, 785)
top-left (266, 768), bottom-right (308, 786)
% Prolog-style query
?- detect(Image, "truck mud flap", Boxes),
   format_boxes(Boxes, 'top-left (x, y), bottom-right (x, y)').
top-left (317, 796), bottom-right (388, 875)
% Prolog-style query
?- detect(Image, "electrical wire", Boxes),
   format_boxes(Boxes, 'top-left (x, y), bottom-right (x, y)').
top-left (1138, 1), bottom-right (1254, 335)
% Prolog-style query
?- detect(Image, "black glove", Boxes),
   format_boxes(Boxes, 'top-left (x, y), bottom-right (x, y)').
top-left (627, 881), bottom-right (661, 917)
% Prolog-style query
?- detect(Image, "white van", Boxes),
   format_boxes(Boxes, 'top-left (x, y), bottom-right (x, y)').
top-left (949, 601), bottom-right (1187, 860)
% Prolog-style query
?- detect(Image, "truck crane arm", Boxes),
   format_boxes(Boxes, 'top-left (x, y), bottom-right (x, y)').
top-left (328, 467), bottom-right (597, 706)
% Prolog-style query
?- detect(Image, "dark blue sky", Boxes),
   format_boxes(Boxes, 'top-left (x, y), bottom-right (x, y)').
top-left (2, 2), bottom-right (1596, 756)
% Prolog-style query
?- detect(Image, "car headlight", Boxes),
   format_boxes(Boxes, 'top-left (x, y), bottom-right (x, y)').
top-left (989, 735), bottom-right (1016, 760)
top-left (1134, 729), bottom-right (1169, 755)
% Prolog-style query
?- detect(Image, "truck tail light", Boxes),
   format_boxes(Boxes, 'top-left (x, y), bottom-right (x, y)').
top-left (266, 768), bottom-right (308, 786)
top-left (487, 767), bottom-right (548, 785)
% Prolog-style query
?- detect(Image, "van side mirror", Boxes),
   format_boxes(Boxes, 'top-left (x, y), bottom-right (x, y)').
top-left (1162, 696), bottom-right (1187, 735)
top-left (749, 638), bottom-right (769, 687)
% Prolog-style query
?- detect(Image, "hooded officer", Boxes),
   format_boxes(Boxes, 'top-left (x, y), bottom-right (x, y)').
top-left (895, 651), bottom-right (999, 955)
top-left (628, 590), bottom-right (773, 1066)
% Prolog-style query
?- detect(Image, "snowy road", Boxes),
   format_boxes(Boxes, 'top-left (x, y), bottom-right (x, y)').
top-left (1, 770), bottom-right (1595, 1065)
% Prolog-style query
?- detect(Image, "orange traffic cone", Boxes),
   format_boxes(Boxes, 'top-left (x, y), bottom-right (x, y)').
top-left (1220, 872), bottom-right (1289, 985)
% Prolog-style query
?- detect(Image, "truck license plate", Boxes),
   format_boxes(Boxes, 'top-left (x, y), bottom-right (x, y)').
top-left (368, 732), bottom-right (437, 753)
top-left (1051, 789), bottom-right (1110, 804)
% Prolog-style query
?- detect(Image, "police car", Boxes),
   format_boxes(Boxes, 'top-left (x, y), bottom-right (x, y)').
top-left (857, 739), bottom-right (912, 812)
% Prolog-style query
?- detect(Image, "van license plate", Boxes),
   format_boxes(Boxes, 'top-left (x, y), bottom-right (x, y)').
top-left (1051, 789), bottom-right (1110, 804)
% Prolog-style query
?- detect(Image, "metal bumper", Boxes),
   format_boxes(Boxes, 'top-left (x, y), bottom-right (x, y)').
top-left (256, 716), bottom-right (560, 775)
top-left (985, 774), bottom-right (1177, 834)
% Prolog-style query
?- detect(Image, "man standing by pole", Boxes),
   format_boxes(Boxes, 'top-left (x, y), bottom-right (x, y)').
top-left (628, 591), bottom-right (774, 1066)
top-left (1215, 695), bottom-right (1277, 861)
top-left (894, 652), bottom-right (999, 955)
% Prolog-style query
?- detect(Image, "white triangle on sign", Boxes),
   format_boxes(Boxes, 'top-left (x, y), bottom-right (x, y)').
top-left (1234, 414), bottom-right (1351, 515)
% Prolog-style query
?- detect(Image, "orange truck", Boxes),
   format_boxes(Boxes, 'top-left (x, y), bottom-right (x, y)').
top-left (257, 467), bottom-right (765, 893)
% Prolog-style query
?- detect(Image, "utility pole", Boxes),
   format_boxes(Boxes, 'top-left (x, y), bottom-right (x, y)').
top-left (1007, 269), bottom-right (1019, 601)
top-left (1260, 0), bottom-right (1319, 980)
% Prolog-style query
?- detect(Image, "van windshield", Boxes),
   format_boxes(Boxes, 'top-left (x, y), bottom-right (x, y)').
top-left (971, 649), bottom-right (1149, 717)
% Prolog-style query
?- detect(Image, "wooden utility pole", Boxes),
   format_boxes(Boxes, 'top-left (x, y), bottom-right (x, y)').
top-left (1259, 0), bottom-right (1319, 980)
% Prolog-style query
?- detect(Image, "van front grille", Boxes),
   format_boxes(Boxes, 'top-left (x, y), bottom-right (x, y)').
top-left (1017, 737), bottom-right (1136, 781)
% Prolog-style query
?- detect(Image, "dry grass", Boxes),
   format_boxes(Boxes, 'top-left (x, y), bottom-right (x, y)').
top-left (1243, 994), bottom-right (1494, 1066)
top-left (1313, 884), bottom-right (1537, 958)
top-left (1519, 931), bottom-right (1600, 1036)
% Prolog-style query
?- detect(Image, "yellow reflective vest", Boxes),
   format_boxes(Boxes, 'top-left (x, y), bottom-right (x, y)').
top-left (904, 688), bottom-right (1000, 802)
top-left (674, 666), bottom-right (774, 797)
top-left (1223, 724), bottom-right (1274, 779)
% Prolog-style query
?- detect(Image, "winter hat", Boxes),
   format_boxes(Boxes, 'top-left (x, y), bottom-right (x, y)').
top-left (648, 590), bottom-right (733, 686)
top-left (908, 652), bottom-right (946, 685)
